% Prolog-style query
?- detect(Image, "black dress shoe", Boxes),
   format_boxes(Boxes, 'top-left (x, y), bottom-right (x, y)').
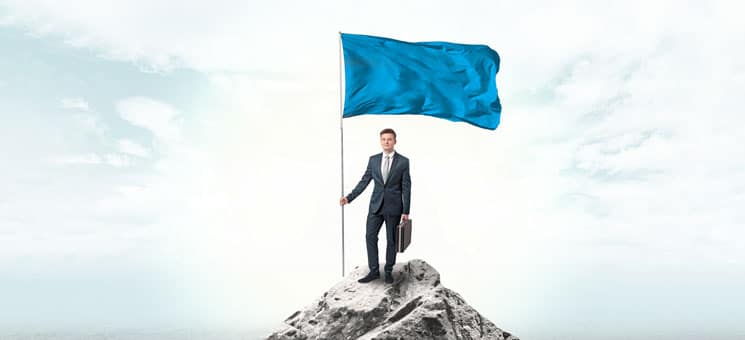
top-left (384, 272), bottom-right (394, 284)
top-left (357, 271), bottom-right (380, 283)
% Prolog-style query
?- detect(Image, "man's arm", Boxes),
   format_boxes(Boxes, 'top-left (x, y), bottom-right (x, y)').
top-left (341, 158), bottom-right (373, 205)
top-left (402, 159), bottom-right (411, 215)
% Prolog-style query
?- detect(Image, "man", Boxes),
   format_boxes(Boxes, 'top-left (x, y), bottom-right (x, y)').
top-left (339, 128), bottom-right (411, 284)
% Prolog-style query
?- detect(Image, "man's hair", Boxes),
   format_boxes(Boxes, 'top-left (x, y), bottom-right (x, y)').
top-left (380, 128), bottom-right (396, 139)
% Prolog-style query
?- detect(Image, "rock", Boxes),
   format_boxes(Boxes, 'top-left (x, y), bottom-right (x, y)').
top-left (266, 259), bottom-right (518, 340)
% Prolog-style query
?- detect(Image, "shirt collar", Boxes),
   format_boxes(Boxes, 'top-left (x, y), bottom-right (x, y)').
top-left (383, 150), bottom-right (396, 158)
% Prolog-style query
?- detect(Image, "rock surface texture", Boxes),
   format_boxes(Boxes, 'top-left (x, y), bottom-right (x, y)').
top-left (267, 259), bottom-right (518, 340)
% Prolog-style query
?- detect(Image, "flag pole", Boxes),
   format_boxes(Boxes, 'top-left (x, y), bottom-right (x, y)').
top-left (338, 31), bottom-right (346, 278)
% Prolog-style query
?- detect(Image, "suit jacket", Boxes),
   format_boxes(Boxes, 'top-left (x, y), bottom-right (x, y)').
top-left (347, 152), bottom-right (411, 215)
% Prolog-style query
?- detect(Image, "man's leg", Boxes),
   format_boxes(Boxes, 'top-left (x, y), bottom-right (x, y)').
top-left (365, 213), bottom-right (385, 272)
top-left (383, 214), bottom-right (402, 274)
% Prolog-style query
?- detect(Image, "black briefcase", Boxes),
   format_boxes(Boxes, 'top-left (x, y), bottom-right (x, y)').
top-left (397, 219), bottom-right (412, 253)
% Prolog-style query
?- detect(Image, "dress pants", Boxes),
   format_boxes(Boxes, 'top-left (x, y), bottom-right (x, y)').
top-left (366, 211), bottom-right (400, 273)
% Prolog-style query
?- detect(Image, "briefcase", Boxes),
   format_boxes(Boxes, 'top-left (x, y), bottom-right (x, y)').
top-left (397, 219), bottom-right (412, 253)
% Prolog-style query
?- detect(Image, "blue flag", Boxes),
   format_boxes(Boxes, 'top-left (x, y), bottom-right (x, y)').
top-left (341, 33), bottom-right (501, 130)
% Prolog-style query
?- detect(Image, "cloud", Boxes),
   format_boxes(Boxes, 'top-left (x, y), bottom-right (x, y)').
top-left (102, 153), bottom-right (134, 167)
top-left (59, 97), bottom-right (107, 138)
top-left (0, 1), bottom-right (334, 73)
top-left (71, 112), bottom-right (106, 138)
top-left (60, 97), bottom-right (90, 111)
top-left (50, 153), bottom-right (102, 165)
top-left (50, 153), bottom-right (133, 167)
top-left (58, 98), bottom-right (156, 160)
top-left (117, 139), bottom-right (151, 158)
top-left (116, 96), bottom-right (181, 142)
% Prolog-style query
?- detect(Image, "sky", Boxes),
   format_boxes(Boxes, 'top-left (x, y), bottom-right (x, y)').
top-left (1, 1), bottom-right (744, 339)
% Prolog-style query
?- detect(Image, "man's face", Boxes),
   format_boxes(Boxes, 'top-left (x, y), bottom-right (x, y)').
top-left (380, 133), bottom-right (396, 153)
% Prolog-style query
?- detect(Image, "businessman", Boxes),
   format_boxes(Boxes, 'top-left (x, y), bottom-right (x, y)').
top-left (339, 128), bottom-right (411, 284)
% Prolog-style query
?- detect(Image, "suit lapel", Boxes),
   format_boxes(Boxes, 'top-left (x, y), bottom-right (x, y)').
top-left (389, 153), bottom-right (398, 174)
top-left (374, 153), bottom-right (383, 183)
top-left (384, 153), bottom-right (398, 187)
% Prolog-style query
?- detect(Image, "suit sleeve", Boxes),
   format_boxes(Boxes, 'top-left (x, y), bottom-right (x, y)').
top-left (346, 158), bottom-right (373, 203)
top-left (402, 159), bottom-right (411, 214)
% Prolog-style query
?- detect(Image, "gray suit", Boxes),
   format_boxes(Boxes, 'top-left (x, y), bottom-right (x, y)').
top-left (347, 152), bottom-right (411, 273)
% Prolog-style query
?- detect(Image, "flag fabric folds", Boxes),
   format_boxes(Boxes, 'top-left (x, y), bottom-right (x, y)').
top-left (341, 33), bottom-right (501, 130)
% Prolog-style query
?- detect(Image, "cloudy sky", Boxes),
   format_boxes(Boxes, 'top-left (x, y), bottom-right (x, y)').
top-left (1, 1), bottom-right (744, 339)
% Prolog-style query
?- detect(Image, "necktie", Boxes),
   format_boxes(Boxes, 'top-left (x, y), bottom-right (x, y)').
top-left (383, 155), bottom-right (390, 183)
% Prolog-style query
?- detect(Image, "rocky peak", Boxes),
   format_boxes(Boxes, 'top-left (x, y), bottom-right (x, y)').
top-left (267, 259), bottom-right (518, 340)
